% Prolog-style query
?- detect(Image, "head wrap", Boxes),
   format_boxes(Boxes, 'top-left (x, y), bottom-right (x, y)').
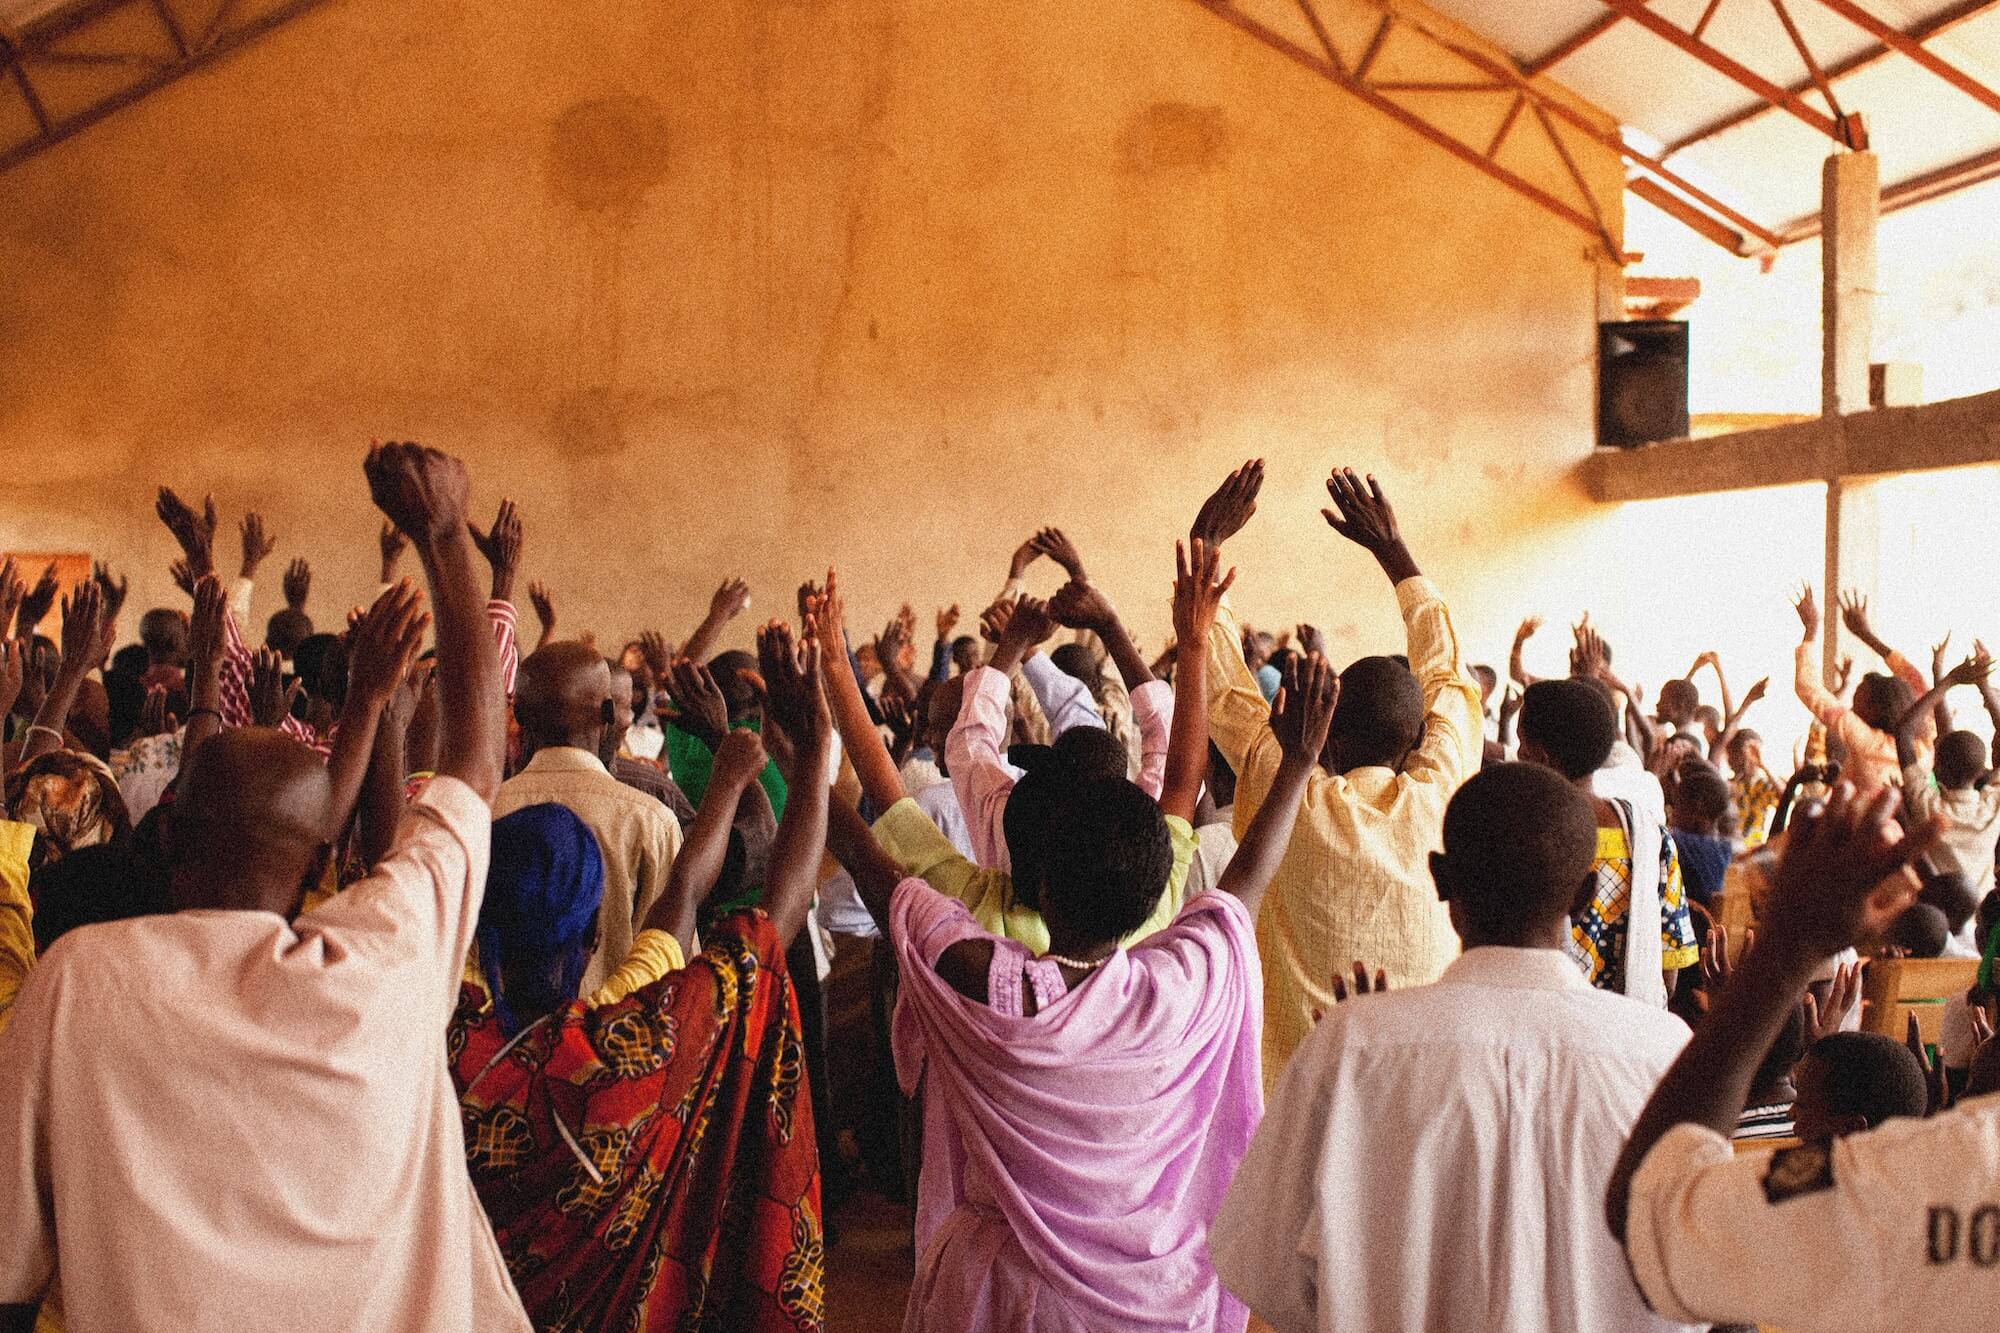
top-left (5, 749), bottom-right (131, 873)
top-left (1255, 664), bottom-right (1282, 703)
top-left (475, 803), bottom-right (605, 1035)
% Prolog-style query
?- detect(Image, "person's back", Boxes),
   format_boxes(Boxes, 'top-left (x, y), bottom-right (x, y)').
top-left (1212, 763), bottom-right (1695, 1333)
top-left (499, 642), bottom-right (682, 989)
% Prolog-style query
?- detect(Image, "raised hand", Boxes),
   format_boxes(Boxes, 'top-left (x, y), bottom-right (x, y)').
top-left (56, 578), bottom-right (104, 674)
top-left (1007, 536), bottom-right (1043, 582)
top-left (467, 498), bottom-right (522, 602)
top-left (1191, 458), bottom-right (1264, 548)
top-left (991, 594), bottom-right (1058, 675)
top-left (0, 558), bottom-right (23, 640)
top-left (16, 563), bottom-right (58, 636)
top-left (876, 616), bottom-right (912, 679)
top-left (1172, 538), bottom-right (1235, 650)
top-left (1048, 579), bottom-right (1118, 635)
top-left (1762, 783), bottom-right (1939, 959)
top-left (156, 487), bottom-right (219, 579)
top-left (936, 603), bottom-right (960, 641)
top-left (978, 597), bottom-right (1013, 645)
top-left (1032, 527), bottom-right (1088, 583)
top-left (758, 617), bottom-right (830, 763)
top-left (282, 557), bottom-right (311, 611)
top-left (239, 511), bottom-right (278, 579)
top-left (1933, 633), bottom-right (1954, 687)
top-left (1793, 584), bottom-right (1820, 642)
top-left (710, 726), bottom-right (770, 794)
top-left (1942, 654), bottom-right (1993, 691)
top-left (1908, 1011), bottom-right (1950, 1115)
top-left (92, 561), bottom-right (129, 628)
top-left (1837, 590), bottom-right (1878, 646)
top-left (250, 647), bottom-right (304, 727)
top-left (527, 580), bottom-right (556, 647)
top-left (1802, 959), bottom-right (1864, 1042)
top-left (1330, 961), bottom-right (1389, 1003)
top-left (344, 579), bottom-right (430, 713)
top-left (1514, 616), bottom-right (1542, 646)
top-left (1295, 622), bottom-right (1328, 659)
top-left (187, 574), bottom-right (227, 683)
top-left (365, 442), bottom-right (471, 550)
top-left (378, 520), bottom-right (409, 582)
top-left (169, 559), bottom-right (196, 600)
top-left (808, 569), bottom-right (846, 653)
top-left (709, 577), bottom-right (751, 623)
top-left (1323, 468), bottom-right (1417, 582)
top-left (1742, 676), bottom-right (1769, 708)
top-left (136, 681), bottom-right (176, 738)
top-left (666, 657), bottom-right (731, 748)
top-left (1831, 655), bottom-right (1854, 696)
top-left (1271, 651), bottom-right (1339, 765)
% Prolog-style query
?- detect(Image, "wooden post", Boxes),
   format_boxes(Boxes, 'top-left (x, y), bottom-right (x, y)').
top-left (1820, 148), bottom-right (1878, 682)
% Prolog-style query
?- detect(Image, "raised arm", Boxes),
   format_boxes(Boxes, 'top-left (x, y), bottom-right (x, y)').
top-left (21, 580), bottom-right (108, 764)
top-left (1509, 618), bottom-right (1543, 690)
top-left (1219, 653), bottom-right (1336, 917)
top-left (1838, 591), bottom-right (1923, 693)
top-left (642, 728), bottom-right (766, 954)
top-left (1711, 674), bottom-right (1768, 766)
top-left (1189, 460), bottom-right (1277, 780)
top-left (357, 660), bottom-right (426, 870)
top-left (527, 581), bottom-right (557, 652)
top-left (1895, 655), bottom-right (1988, 773)
top-left (178, 575), bottom-right (228, 767)
top-left (1607, 783), bottom-right (1938, 1242)
top-left (321, 583), bottom-right (429, 843)
top-left (680, 577), bottom-right (751, 665)
top-left (755, 618), bottom-right (832, 948)
top-left (365, 443), bottom-right (503, 801)
top-left (467, 498), bottom-right (522, 606)
top-left (1162, 539), bottom-right (1232, 824)
top-left (1791, 585), bottom-right (1843, 723)
top-left (810, 571), bottom-right (905, 813)
top-left (1049, 578), bottom-right (1153, 694)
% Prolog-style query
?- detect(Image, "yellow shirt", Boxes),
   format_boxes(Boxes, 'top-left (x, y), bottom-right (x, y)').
top-left (871, 797), bottom-right (1198, 953)
top-left (586, 929), bottom-right (686, 1006)
top-left (0, 820), bottom-right (36, 1036)
top-left (1207, 581), bottom-right (1482, 1091)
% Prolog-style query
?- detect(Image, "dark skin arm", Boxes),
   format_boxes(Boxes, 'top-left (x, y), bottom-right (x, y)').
top-left (810, 571), bottom-right (907, 814)
top-left (1047, 579), bottom-right (1154, 693)
top-left (680, 577), bottom-right (751, 665)
top-left (176, 576), bottom-right (229, 775)
top-left (985, 594), bottom-right (1056, 677)
top-left (1896, 654), bottom-right (1988, 773)
top-left (1160, 539), bottom-right (1233, 824)
top-left (357, 661), bottom-right (427, 870)
top-left (1606, 784), bottom-right (1938, 1243)
top-left (1710, 676), bottom-right (1768, 767)
top-left (1509, 618), bottom-right (1542, 690)
top-left (641, 728), bottom-right (767, 955)
top-left (467, 498), bottom-right (522, 605)
top-left (1218, 653), bottom-right (1336, 918)
top-left (753, 618), bottom-right (833, 949)
top-left (21, 580), bottom-right (106, 764)
top-left (365, 443), bottom-right (503, 801)
top-left (1322, 467), bottom-right (1420, 585)
top-left (155, 488), bottom-right (219, 583)
top-left (322, 583), bottom-right (429, 843)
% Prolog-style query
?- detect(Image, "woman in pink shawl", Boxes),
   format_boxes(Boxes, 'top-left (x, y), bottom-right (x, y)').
top-left (815, 542), bottom-right (1336, 1331)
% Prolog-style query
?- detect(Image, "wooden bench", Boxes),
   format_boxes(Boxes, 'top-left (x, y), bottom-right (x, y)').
top-left (1860, 957), bottom-right (1979, 1049)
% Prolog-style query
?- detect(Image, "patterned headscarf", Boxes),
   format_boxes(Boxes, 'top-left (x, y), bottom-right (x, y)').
top-left (475, 803), bottom-right (604, 1036)
top-left (5, 749), bottom-right (131, 873)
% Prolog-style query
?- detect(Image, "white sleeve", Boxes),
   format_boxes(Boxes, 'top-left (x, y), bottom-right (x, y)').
top-left (1019, 652), bottom-right (1103, 738)
top-left (1208, 1034), bottom-right (1329, 1330)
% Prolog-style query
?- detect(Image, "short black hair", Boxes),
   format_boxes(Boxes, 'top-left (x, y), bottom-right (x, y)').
top-left (1889, 902), bottom-right (1950, 959)
top-left (1852, 673), bottom-right (1915, 730)
top-left (1807, 1031), bottom-right (1928, 1129)
top-left (1673, 759), bottom-right (1732, 822)
top-left (1436, 763), bottom-right (1597, 940)
top-left (1003, 764), bottom-right (1066, 910)
top-left (266, 607), bottom-right (315, 659)
top-left (293, 633), bottom-right (343, 704)
top-left (1936, 731), bottom-right (1988, 789)
top-left (708, 650), bottom-right (759, 717)
top-left (1658, 678), bottom-right (1700, 721)
top-left (1519, 679), bottom-right (1617, 780)
top-left (1920, 871), bottom-right (1980, 933)
top-left (1331, 656), bottom-right (1424, 768)
top-left (1050, 724), bottom-right (1129, 783)
top-left (1049, 643), bottom-right (1100, 685)
top-left (1041, 775), bottom-right (1172, 944)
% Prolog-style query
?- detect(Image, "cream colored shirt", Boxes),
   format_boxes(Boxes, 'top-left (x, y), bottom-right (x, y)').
top-left (1207, 580), bottom-right (1481, 1090)
top-left (0, 821), bottom-right (34, 1039)
top-left (495, 746), bottom-right (683, 991)
top-left (1904, 763), bottom-right (2000, 897)
top-left (1625, 1097), bottom-right (2000, 1332)
top-left (0, 777), bottom-right (530, 1332)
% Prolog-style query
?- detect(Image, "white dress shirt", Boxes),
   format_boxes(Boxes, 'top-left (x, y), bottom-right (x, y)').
top-left (1210, 946), bottom-right (1695, 1333)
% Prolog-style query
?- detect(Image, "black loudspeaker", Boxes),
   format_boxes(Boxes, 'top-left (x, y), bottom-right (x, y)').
top-left (1597, 320), bottom-right (1689, 448)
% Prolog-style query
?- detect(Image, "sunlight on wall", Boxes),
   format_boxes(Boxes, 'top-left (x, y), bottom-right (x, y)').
top-left (1625, 174), bottom-right (2000, 414)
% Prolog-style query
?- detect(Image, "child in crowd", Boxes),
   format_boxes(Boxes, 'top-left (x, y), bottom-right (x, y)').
top-left (1790, 1032), bottom-right (1929, 1144)
top-left (1666, 759), bottom-right (1735, 908)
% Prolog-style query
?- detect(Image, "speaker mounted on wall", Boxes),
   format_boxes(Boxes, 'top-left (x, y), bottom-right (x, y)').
top-left (1597, 320), bottom-right (1689, 449)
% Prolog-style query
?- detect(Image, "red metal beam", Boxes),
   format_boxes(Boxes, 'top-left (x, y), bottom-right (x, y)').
top-left (1291, 0), bottom-right (1344, 74)
top-left (1592, 0), bottom-right (1845, 141)
top-left (1630, 176), bottom-right (1750, 252)
top-left (1485, 92), bottom-right (1527, 156)
top-left (1523, 11), bottom-right (1625, 75)
top-left (1666, 0), bottom-right (2000, 152)
top-left (1806, 0), bottom-right (2000, 119)
top-left (1769, 0), bottom-right (1853, 140)
top-left (1181, 0), bottom-right (1616, 249)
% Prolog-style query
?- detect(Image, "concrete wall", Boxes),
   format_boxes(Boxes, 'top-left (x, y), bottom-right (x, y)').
top-left (0, 0), bottom-right (1629, 680)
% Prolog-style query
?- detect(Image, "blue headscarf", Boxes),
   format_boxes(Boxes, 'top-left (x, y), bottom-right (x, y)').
top-left (1255, 664), bottom-right (1282, 703)
top-left (476, 804), bottom-right (605, 1036)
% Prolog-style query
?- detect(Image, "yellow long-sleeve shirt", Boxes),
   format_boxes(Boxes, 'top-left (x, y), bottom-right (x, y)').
top-left (1208, 579), bottom-right (1482, 1090)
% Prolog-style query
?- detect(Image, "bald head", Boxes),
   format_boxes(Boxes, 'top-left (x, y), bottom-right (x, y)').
top-left (170, 728), bottom-right (332, 915)
top-left (516, 643), bottom-right (613, 752)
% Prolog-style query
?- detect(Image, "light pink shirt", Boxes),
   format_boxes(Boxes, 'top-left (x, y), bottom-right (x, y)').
top-left (947, 665), bottom-right (1172, 871)
top-left (0, 777), bottom-right (530, 1333)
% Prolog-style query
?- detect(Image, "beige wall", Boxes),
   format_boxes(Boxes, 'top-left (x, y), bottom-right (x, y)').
top-left (0, 0), bottom-right (1629, 682)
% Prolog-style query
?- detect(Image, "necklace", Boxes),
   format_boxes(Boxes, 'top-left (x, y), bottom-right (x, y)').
top-left (1043, 950), bottom-right (1114, 971)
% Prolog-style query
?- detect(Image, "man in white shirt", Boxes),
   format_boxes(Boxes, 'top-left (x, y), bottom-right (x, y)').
top-left (1609, 783), bottom-right (2000, 1333)
top-left (1210, 762), bottom-right (1694, 1333)
top-left (0, 442), bottom-right (529, 1333)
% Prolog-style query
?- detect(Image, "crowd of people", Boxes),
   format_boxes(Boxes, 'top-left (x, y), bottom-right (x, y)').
top-left (0, 441), bottom-right (1993, 1332)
